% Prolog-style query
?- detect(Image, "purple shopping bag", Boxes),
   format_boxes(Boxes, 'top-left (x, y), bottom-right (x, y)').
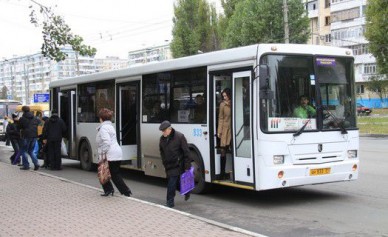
top-left (180, 167), bottom-right (194, 195)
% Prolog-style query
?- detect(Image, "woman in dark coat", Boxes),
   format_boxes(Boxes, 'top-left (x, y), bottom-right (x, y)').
top-left (42, 110), bottom-right (67, 170)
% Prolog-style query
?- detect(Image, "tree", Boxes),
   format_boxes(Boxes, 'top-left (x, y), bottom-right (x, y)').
top-left (29, 0), bottom-right (96, 62)
top-left (171, 0), bottom-right (214, 58)
top-left (366, 75), bottom-right (388, 102)
top-left (223, 0), bottom-right (309, 48)
top-left (365, 0), bottom-right (388, 75)
top-left (1, 86), bottom-right (8, 99)
top-left (218, 0), bottom-right (239, 48)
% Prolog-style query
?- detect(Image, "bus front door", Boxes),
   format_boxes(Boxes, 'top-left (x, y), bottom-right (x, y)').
top-left (232, 71), bottom-right (254, 184)
top-left (118, 82), bottom-right (140, 168)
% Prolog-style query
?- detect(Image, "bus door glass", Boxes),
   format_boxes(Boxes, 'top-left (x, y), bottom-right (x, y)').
top-left (213, 75), bottom-right (232, 179)
top-left (118, 82), bottom-right (140, 167)
top-left (58, 90), bottom-right (76, 158)
top-left (232, 71), bottom-right (254, 184)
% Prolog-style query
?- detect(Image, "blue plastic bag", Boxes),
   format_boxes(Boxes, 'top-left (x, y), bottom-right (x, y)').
top-left (180, 167), bottom-right (195, 195)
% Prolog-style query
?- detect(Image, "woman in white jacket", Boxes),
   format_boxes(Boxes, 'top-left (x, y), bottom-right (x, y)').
top-left (96, 108), bottom-right (132, 197)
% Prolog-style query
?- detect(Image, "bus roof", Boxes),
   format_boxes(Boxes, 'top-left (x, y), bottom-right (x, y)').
top-left (0, 99), bottom-right (22, 104)
top-left (50, 43), bottom-right (353, 88)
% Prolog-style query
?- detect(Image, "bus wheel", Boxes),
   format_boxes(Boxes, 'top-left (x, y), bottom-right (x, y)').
top-left (79, 141), bottom-right (94, 171)
top-left (190, 150), bottom-right (208, 194)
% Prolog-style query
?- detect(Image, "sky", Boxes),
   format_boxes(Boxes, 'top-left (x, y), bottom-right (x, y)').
top-left (0, 0), bottom-right (222, 59)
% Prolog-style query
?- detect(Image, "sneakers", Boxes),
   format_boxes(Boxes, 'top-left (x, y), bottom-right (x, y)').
top-left (165, 203), bottom-right (174, 208)
top-left (34, 165), bottom-right (40, 171)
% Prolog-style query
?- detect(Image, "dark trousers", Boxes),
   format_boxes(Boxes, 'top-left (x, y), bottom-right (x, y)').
top-left (102, 160), bottom-right (131, 195)
top-left (47, 140), bottom-right (61, 170)
top-left (10, 139), bottom-right (21, 164)
top-left (166, 175), bottom-right (179, 206)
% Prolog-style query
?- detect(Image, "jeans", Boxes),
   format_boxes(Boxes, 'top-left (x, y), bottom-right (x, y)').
top-left (166, 175), bottom-right (179, 207)
top-left (21, 138), bottom-right (39, 168)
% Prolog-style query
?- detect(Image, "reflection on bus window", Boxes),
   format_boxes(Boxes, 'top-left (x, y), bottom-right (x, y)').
top-left (142, 67), bottom-right (206, 124)
top-left (78, 81), bottom-right (115, 123)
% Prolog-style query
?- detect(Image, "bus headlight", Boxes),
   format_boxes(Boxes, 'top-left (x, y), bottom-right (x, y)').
top-left (347, 150), bottom-right (357, 159)
top-left (273, 155), bottom-right (284, 164)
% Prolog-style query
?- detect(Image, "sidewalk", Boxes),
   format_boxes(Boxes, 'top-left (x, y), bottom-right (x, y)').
top-left (0, 162), bottom-right (263, 237)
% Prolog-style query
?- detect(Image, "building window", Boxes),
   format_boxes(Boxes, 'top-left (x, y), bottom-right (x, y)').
top-left (364, 64), bottom-right (377, 75)
top-left (325, 16), bottom-right (331, 26)
top-left (325, 34), bottom-right (331, 43)
top-left (325, 0), bottom-right (330, 8)
top-left (356, 84), bottom-right (365, 94)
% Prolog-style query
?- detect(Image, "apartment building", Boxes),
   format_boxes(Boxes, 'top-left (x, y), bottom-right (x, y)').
top-left (305, 0), bottom-right (385, 108)
top-left (128, 43), bottom-right (172, 66)
top-left (0, 46), bottom-right (99, 104)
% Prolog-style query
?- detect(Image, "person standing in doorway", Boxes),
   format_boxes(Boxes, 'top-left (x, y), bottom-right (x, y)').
top-left (159, 120), bottom-right (191, 208)
top-left (217, 88), bottom-right (232, 180)
top-left (96, 108), bottom-right (132, 197)
top-left (18, 106), bottom-right (40, 171)
top-left (42, 110), bottom-right (67, 170)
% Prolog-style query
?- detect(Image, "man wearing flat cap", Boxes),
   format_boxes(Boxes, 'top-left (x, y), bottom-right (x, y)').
top-left (159, 120), bottom-right (191, 208)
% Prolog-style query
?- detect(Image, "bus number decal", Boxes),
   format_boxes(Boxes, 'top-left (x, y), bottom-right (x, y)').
top-left (193, 128), bottom-right (202, 137)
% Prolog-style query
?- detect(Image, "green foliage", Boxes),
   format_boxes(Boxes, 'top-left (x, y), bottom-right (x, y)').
top-left (0, 86), bottom-right (8, 99)
top-left (365, 0), bottom-right (388, 75)
top-left (223, 0), bottom-right (309, 48)
top-left (171, 0), bottom-right (215, 58)
top-left (29, 1), bottom-right (96, 62)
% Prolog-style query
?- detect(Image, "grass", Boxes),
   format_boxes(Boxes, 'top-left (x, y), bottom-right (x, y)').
top-left (357, 109), bottom-right (388, 134)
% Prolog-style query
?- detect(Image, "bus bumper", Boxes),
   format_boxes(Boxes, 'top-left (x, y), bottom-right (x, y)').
top-left (258, 160), bottom-right (359, 190)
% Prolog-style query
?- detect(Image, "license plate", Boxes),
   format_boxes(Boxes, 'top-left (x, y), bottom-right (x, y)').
top-left (310, 168), bottom-right (331, 176)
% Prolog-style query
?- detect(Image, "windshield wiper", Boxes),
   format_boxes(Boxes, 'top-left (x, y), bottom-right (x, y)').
top-left (293, 119), bottom-right (311, 137)
top-left (321, 106), bottom-right (348, 134)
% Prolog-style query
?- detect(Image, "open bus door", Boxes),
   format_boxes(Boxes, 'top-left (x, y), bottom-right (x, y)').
top-left (58, 90), bottom-right (76, 158)
top-left (232, 71), bottom-right (254, 184)
top-left (117, 81), bottom-right (141, 168)
top-left (212, 71), bottom-right (254, 187)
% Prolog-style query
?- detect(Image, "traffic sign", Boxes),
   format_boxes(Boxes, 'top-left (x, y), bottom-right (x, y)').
top-left (33, 93), bottom-right (50, 103)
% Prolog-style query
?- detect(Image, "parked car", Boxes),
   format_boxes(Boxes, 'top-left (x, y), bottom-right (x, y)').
top-left (357, 103), bottom-right (372, 115)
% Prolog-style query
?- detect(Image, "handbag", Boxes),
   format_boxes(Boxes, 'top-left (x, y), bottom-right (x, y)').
top-left (98, 154), bottom-right (111, 185)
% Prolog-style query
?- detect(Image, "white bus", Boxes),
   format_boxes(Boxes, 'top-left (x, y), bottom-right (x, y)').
top-left (49, 44), bottom-right (359, 193)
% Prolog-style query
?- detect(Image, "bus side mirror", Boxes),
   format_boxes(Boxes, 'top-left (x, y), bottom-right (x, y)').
top-left (259, 65), bottom-right (270, 90)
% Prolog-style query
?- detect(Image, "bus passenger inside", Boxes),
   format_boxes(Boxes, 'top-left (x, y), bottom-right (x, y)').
top-left (293, 95), bottom-right (316, 119)
top-left (150, 101), bottom-right (167, 123)
top-left (193, 94), bottom-right (206, 123)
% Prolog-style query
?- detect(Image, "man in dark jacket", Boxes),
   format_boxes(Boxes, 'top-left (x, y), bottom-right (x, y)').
top-left (6, 113), bottom-right (21, 165)
top-left (18, 106), bottom-right (40, 170)
top-left (42, 110), bottom-right (67, 170)
top-left (159, 120), bottom-right (191, 208)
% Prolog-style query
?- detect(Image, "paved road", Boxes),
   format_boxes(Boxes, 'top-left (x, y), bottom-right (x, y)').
top-left (1, 136), bottom-right (387, 237)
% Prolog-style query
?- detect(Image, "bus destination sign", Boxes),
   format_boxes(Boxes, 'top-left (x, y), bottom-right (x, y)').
top-left (33, 93), bottom-right (50, 103)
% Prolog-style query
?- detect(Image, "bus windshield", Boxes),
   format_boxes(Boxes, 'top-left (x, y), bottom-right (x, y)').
top-left (260, 54), bottom-right (356, 133)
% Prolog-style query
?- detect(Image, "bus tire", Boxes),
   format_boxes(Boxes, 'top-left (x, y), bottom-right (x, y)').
top-left (79, 141), bottom-right (95, 171)
top-left (190, 150), bottom-right (209, 194)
